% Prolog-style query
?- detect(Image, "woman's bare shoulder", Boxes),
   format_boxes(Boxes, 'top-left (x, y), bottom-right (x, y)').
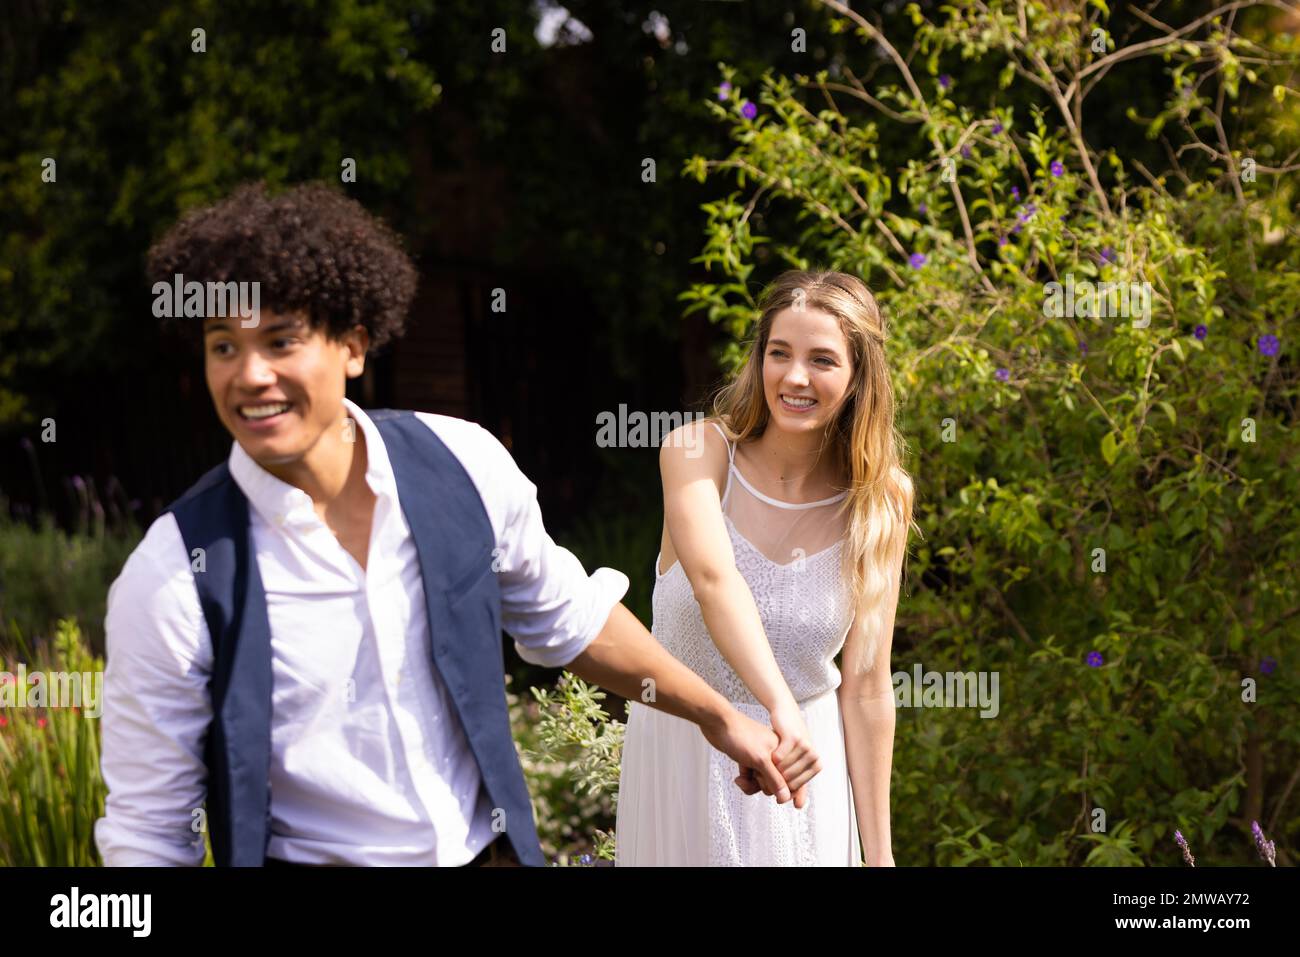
top-left (659, 416), bottom-right (731, 497)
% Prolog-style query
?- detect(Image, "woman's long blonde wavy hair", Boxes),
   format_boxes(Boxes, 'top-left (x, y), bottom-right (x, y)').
top-left (709, 270), bottom-right (918, 677)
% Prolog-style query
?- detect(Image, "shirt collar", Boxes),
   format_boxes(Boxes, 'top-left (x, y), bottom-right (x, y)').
top-left (227, 398), bottom-right (397, 530)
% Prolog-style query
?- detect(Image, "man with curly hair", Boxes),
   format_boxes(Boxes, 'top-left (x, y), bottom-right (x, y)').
top-left (94, 181), bottom-right (807, 868)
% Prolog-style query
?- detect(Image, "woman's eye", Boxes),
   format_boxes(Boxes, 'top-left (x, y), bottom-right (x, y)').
top-left (815, 356), bottom-right (835, 366)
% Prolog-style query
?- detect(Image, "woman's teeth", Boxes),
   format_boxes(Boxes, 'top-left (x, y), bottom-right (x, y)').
top-left (781, 395), bottom-right (817, 408)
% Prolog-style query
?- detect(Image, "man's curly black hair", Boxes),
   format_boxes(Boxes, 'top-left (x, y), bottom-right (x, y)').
top-left (147, 181), bottom-right (417, 350)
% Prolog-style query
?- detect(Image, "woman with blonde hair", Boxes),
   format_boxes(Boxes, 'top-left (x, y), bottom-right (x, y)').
top-left (615, 269), bottom-right (916, 866)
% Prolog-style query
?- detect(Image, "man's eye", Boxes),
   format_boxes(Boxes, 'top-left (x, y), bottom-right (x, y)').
top-left (273, 337), bottom-right (296, 349)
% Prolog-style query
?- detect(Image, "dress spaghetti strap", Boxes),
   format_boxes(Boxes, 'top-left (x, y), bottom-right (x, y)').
top-left (709, 420), bottom-right (736, 507)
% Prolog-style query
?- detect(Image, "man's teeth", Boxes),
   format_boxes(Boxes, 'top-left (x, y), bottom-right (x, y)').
top-left (782, 395), bottom-right (817, 407)
top-left (241, 403), bottom-right (291, 420)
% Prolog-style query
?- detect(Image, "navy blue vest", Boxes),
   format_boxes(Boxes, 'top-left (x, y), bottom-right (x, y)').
top-left (163, 409), bottom-right (545, 866)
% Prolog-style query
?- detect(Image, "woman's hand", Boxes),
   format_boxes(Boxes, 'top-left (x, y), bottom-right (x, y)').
top-left (766, 700), bottom-right (822, 809)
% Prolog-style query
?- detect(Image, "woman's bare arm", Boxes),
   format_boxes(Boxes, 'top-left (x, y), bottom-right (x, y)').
top-left (659, 420), bottom-right (821, 803)
top-left (838, 543), bottom-right (904, 866)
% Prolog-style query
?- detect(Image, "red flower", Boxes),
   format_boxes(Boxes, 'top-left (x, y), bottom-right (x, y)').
top-left (37, 717), bottom-right (48, 729)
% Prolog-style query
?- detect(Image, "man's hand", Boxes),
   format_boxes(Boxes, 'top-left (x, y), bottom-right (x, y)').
top-left (700, 708), bottom-right (793, 804)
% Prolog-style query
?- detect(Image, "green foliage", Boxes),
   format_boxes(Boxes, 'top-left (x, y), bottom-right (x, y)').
top-left (512, 671), bottom-right (623, 865)
top-left (0, 501), bottom-right (140, 657)
top-left (680, 0), bottom-right (1299, 865)
top-left (0, 619), bottom-right (106, 866)
top-left (0, 0), bottom-right (443, 425)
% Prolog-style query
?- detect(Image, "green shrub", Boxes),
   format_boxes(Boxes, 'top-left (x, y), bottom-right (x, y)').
top-left (0, 503), bottom-right (140, 658)
top-left (512, 671), bottom-right (622, 865)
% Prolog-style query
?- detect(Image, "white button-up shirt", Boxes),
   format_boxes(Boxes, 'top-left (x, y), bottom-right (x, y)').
top-left (94, 399), bottom-right (628, 866)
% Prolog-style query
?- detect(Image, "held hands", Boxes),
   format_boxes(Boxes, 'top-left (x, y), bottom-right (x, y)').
top-left (735, 701), bottom-right (821, 809)
top-left (703, 701), bottom-right (822, 809)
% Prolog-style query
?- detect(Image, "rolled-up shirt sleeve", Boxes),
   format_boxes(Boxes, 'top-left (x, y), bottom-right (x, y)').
top-left (94, 514), bottom-right (213, 867)
top-left (416, 413), bottom-right (629, 669)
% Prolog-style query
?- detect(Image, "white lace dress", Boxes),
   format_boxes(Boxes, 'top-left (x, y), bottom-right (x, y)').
top-left (615, 421), bottom-right (861, 866)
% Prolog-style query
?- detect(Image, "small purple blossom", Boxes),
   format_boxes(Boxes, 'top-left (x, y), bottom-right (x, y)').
top-left (1175, 830), bottom-right (1196, 867)
top-left (938, 74), bottom-right (951, 90)
top-left (1011, 223), bottom-right (1022, 235)
top-left (1050, 160), bottom-right (1065, 177)
top-left (1017, 203), bottom-right (1037, 224)
top-left (995, 367), bottom-right (1010, 382)
top-left (718, 81), bottom-right (732, 101)
top-left (1079, 341), bottom-right (1088, 355)
top-left (1086, 650), bottom-right (1103, 667)
top-left (1099, 247), bottom-right (1117, 265)
top-left (1258, 334), bottom-right (1280, 357)
top-left (740, 100), bottom-right (757, 120)
top-left (1194, 324), bottom-right (1207, 340)
top-left (960, 144), bottom-right (971, 159)
top-left (992, 121), bottom-right (1003, 134)
top-left (1252, 821), bottom-right (1277, 867)
top-left (917, 202), bottom-right (928, 215)
top-left (1011, 186), bottom-right (1020, 200)
top-left (998, 234), bottom-right (1009, 247)
top-left (1260, 655), bottom-right (1277, 675)
top-left (909, 252), bottom-right (927, 269)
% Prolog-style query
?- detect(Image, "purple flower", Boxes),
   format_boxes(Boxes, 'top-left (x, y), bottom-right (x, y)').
top-left (909, 252), bottom-right (927, 269)
top-left (960, 144), bottom-right (971, 159)
top-left (992, 121), bottom-right (1003, 134)
top-left (1194, 324), bottom-right (1208, 340)
top-left (1017, 203), bottom-right (1037, 224)
top-left (997, 234), bottom-right (1008, 247)
top-left (1252, 821), bottom-right (1277, 867)
top-left (1086, 650), bottom-right (1103, 667)
top-left (1011, 186), bottom-right (1020, 200)
top-left (917, 202), bottom-right (928, 215)
top-left (939, 74), bottom-right (951, 90)
top-left (1258, 334), bottom-right (1279, 356)
top-left (1099, 246), bottom-right (1116, 264)
top-left (1011, 223), bottom-right (1022, 235)
top-left (1175, 830), bottom-right (1196, 867)
top-left (718, 81), bottom-right (732, 101)
top-left (1079, 341), bottom-right (1089, 354)
top-left (995, 367), bottom-right (1009, 382)
top-left (1050, 160), bottom-right (1064, 177)
top-left (1260, 655), bottom-right (1277, 675)
top-left (740, 100), bottom-right (757, 120)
